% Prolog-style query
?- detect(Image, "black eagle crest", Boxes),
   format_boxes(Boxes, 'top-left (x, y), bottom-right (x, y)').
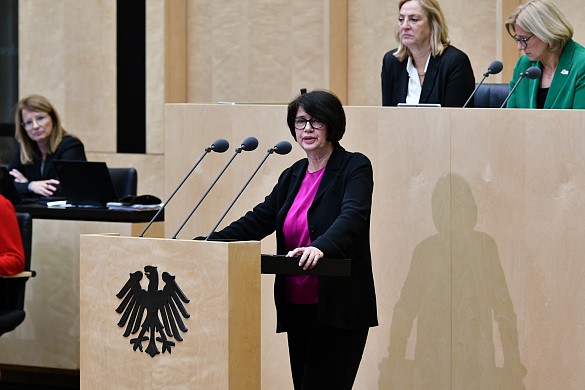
top-left (115, 266), bottom-right (190, 357)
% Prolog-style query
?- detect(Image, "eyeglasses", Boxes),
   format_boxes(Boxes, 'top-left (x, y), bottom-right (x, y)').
top-left (22, 114), bottom-right (48, 130)
top-left (294, 117), bottom-right (325, 130)
top-left (513, 35), bottom-right (534, 49)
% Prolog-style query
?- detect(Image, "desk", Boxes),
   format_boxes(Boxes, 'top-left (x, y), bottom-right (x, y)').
top-left (15, 203), bottom-right (164, 223)
top-left (0, 206), bottom-right (164, 370)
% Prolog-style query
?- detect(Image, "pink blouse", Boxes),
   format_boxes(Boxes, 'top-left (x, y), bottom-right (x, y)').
top-left (282, 167), bottom-right (325, 304)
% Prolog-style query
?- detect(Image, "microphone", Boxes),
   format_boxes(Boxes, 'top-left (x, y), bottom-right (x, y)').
top-left (463, 60), bottom-right (503, 108)
top-left (172, 136), bottom-right (259, 239)
top-left (204, 140), bottom-right (293, 240)
top-left (138, 139), bottom-right (229, 237)
top-left (499, 66), bottom-right (541, 108)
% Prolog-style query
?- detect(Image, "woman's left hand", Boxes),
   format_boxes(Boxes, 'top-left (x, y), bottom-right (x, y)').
top-left (287, 246), bottom-right (324, 270)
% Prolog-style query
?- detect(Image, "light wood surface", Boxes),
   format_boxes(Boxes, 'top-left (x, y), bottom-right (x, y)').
top-left (0, 219), bottom-right (162, 369)
top-left (79, 235), bottom-right (261, 389)
top-left (165, 104), bottom-right (585, 389)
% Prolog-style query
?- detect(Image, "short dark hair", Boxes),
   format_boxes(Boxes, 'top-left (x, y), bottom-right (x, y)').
top-left (287, 90), bottom-right (346, 144)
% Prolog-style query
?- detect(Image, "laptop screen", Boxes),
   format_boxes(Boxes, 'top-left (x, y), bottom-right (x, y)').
top-left (53, 160), bottom-right (119, 208)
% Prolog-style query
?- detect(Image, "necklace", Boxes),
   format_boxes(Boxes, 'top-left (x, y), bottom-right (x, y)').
top-left (544, 65), bottom-right (557, 80)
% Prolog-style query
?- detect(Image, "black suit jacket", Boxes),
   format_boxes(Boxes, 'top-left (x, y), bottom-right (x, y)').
top-left (8, 135), bottom-right (87, 197)
top-left (209, 145), bottom-right (378, 332)
top-left (381, 45), bottom-right (475, 107)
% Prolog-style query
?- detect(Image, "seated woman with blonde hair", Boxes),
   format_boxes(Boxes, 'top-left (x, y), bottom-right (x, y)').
top-left (505, 0), bottom-right (585, 108)
top-left (8, 94), bottom-right (86, 198)
top-left (381, 0), bottom-right (475, 107)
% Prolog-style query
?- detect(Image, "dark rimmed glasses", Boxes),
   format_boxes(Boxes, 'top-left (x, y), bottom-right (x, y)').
top-left (513, 35), bottom-right (534, 49)
top-left (294, 117), bottom-right (325, 130)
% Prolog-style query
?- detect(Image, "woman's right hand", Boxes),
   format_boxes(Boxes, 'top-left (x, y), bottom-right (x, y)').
top-left (287, 246), bottom-right (324, 270)
top-left (9, 168), bottom-right (27, 183)
top-left (28, 179), bottom-right (60, 197)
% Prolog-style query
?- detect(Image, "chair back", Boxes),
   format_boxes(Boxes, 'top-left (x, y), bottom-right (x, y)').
top-left (0, 212), bottom-right (32, 336)
top-left (473, 83), bottom-right (510, 108)
top-left (108, 167), bottom-right (138, 199)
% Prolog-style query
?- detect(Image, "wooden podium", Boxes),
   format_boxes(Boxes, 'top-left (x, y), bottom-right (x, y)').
top-left (79, 234), bottom-right (260, 389)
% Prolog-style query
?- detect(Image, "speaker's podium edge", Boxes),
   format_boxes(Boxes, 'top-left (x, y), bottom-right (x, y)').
top-left (79, 234), bottom-right (261, 389)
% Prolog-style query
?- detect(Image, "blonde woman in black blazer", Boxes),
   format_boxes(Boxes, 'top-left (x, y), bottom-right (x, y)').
top-left (207, 90), bottom-right (378, 389)
top-left (381, 0), bottom-right (475, 107)
top-left (9, 94), bottom-right (86, 198)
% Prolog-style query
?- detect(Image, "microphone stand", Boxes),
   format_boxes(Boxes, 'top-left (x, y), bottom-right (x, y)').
top-left (500, 66), bottom-right (541, 108)
top-left (463, 71), bottom-right (490, 108)
top-left (172, 137), bottom-right (258, 239)
top-left (463, 60), bottom-right (503, 108)
top-left (139, 139), bottom-right (229, 237)
top-left (500, 75), bottom-right (526, 108)
top-left (204, 141), bottom-right (291, 240)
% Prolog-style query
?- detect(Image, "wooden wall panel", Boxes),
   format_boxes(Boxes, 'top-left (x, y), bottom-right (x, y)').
top-left (165, 104), bottom-right (585, 389)
top-left (186, 0), bottom-right (328, 104)
top-left (19, 0), bottom-right (117, 153)
top-left (329, 0), bottom-right (348, 103)
top-left (18, 0), bottom-right (585, 140)
top-left (146, 0), bottom-right (166, 155)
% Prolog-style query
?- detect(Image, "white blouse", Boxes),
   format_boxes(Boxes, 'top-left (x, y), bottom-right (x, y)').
top-left (405, 55), bottom-right (430, 104)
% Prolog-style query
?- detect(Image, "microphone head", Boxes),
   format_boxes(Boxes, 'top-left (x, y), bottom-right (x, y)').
top-left (240, 136), bottom-right (259, 151)
top-left (487, 60), bottom-right (503, 75)
top-left (524, 66), bottom-right (541, 79)
top-left (210, 138), bottom-right (229, 153)
top-left (272, 141), bottom-right (293, 155)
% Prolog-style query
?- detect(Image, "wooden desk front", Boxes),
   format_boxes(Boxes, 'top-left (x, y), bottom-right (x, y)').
top-left (0, 207), bottom-right (163, 370)
top-left (164, 104), bottom-right (585, 389)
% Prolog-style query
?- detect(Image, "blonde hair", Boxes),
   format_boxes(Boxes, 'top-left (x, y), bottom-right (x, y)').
top-left (14, 95), bottom-right (69, 165)
top-left (505, 0), bottom-right (573, 52)
top-left (394, 0), bottom-right (451, 62)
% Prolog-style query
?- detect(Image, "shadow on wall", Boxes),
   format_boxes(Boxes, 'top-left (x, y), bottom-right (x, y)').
top-left (378, 174), bottom-right (526, 389)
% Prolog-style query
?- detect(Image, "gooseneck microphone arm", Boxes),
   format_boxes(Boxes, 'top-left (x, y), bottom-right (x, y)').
top-left (500, 66), bottom-right (542, 108)
top-left (172, 136), bottom-right (259, 239)
top-left (204, 140), bottom-right (292, 240)
top-left (139, 139), bottom-right (229, 237)
top-left (463, 60), bottom-right (504, 108)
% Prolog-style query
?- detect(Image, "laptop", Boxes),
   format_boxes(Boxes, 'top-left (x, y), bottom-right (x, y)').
top-left (53, 160), bottom-right (119, 208)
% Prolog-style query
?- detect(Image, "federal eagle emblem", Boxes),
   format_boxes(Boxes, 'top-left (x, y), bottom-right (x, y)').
top-left (115, 265), bottom-right (190, 357)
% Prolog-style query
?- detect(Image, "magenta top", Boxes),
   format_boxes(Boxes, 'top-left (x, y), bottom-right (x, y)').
top-left (282, 167), bottom-right (326, 304)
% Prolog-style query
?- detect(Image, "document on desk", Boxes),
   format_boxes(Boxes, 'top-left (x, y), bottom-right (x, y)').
top-left (47, 200), bottom-right (70, 208)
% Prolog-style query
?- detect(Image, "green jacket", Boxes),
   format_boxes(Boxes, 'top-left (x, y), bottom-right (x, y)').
top-left (506, 39), bottom-right (585, 109)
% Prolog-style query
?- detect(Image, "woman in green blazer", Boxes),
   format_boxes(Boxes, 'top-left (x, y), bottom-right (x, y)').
top-left (505, 0), bottom-right (585, 109)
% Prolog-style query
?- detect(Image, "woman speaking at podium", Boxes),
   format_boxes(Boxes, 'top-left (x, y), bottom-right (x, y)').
top-left (206, 90), bottom-right (378, 389)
